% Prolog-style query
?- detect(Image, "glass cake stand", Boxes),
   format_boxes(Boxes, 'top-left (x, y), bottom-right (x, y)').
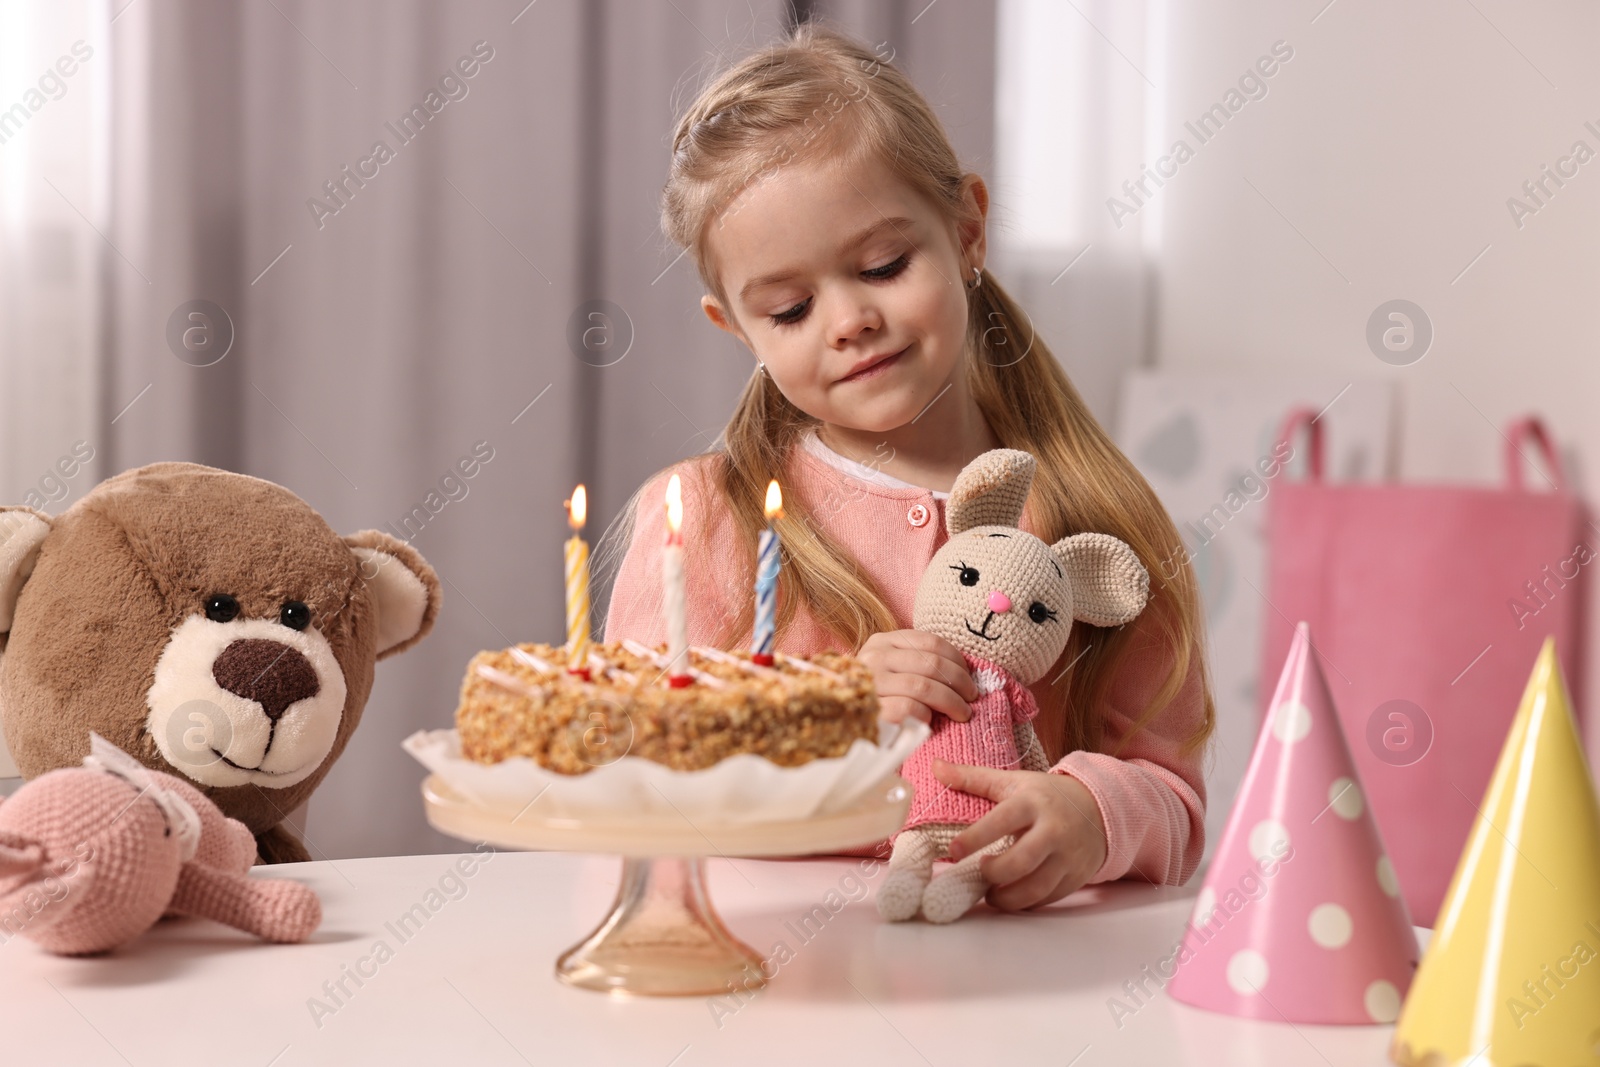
top-left (421, 772), bottom-right (911, 996)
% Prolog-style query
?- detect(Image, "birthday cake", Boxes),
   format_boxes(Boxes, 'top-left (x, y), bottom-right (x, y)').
top-left (453, 639), bottom-right (880, 774)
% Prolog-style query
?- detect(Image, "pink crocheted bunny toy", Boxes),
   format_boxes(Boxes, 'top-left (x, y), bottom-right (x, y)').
top-left (0, 733), bottom-right (321, 955)
top-left (877, 448), bottom-right (1150, 923)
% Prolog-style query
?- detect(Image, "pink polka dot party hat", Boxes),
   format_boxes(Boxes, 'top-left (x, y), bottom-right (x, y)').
top-left (1168, 621), bottom-right (1419, 1024)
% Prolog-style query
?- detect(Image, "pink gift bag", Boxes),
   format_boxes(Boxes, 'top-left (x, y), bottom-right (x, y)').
top-left (1260, 409), bottom-right (1589, 926)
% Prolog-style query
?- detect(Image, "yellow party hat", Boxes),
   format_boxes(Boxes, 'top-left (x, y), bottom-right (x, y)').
top-left (1391, 638), bottom-right (1600, 1066)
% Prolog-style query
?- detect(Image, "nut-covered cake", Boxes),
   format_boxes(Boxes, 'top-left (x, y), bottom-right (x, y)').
top-left (454, 639), bottom-right (880, 774)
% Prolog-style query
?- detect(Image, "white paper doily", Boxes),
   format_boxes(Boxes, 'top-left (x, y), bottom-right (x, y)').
top-left (402, 717), bottom-right (929, 825)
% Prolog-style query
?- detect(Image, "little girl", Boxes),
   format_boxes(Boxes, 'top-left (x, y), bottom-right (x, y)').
top-left (600, 24), bottom-right (1213, 911)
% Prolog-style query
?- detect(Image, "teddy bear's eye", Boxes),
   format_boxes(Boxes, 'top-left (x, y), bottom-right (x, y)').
top-left (1028, 601), bottom-right (1058, 624)
top-left (949, 563), bottom-right (980, 587)
top-left (205, 594), bottom-right (240, 623)
top-left (280, 601), bottom-right (312, 631)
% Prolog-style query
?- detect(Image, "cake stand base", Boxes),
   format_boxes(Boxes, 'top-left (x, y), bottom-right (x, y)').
top-left (420, 772), bottom-right (911, 997)
top-left (556, 856), bottom-right (763, 996)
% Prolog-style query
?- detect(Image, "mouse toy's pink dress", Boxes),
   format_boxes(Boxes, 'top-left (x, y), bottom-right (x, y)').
top-left (868, 650), bottom-right (1051, 922)
top-left (898, 650), bottom-right (1045, 830)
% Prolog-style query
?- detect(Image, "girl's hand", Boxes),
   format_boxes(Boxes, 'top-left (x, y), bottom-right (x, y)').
top-left (859, 629), bottom-right (977, 725)
top-left (932, 759), bottom-right (1109, 911)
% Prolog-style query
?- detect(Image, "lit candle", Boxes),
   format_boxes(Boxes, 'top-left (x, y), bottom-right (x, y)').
top-left (663, 473), bottom-right (692, 687)
top-left (752, 479), bottom-right (782, 666)
top-left (563, 485), bottom-right (592, 678)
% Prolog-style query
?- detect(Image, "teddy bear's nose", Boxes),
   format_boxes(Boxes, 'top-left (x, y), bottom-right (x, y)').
top-left (987, 590), bottom-right (1012, 613)
top-left (213, 639), bottom-right (320, 721)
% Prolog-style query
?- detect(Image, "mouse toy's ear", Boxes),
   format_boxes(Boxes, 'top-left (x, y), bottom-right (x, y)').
top-left (0, 831), bottom-right (45, 880)
top-left (0, 507), bottom-right (52, 637)
top-left (0, 829), bottom-right (93, 940)
top-left (1054, 532), bottom-right (1150, 628)
top-left (946, 449), bottom-right (1036, 535)
top-left (343, 531), bottom-right (443, 660)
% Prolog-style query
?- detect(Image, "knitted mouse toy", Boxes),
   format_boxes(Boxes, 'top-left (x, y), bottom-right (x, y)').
top-left (877, 448), bottom-right (1150, 923)
top-left (0, 733), bottom-right (321, 955)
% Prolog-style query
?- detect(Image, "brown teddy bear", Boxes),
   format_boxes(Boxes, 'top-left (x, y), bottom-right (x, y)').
top-left (0, 462), bottom-right (441, 865)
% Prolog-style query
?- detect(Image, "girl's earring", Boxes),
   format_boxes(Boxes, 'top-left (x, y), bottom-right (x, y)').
top-left (966, 266), bottom-right (983, 291)
top-left (758, 361), bottom-right (768, 377)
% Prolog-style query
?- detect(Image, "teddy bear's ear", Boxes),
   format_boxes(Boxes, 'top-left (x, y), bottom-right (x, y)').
top-left (946, 449), bottom-right (1035, 535)
top-left (1053, 532), bottom-right (1150, 628)
top-left (343, 531), bottom-right (442, 659)
top-left (0, 507), bottom-right (52, 634)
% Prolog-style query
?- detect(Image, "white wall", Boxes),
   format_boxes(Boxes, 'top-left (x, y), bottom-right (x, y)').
top-left (1148, 0), bottom-right (1600, 760)
top-left (1157, 0), bottom-right (1598, 468)
top-left (995, 0), bottom-right (1600, 843)
top-left (999, 0), bottom-right (1600, 592)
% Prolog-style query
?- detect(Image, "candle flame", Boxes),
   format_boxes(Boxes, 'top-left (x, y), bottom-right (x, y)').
top-left (566, 484), bottom-right (587, 529)
top-left (665, 473), bottom-right (683, 533)
top-left (764, 479), bottom-right (783, 520)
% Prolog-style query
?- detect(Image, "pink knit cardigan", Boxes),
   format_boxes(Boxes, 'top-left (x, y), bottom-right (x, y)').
top-left (600, 442), bottom-right (1209, 886)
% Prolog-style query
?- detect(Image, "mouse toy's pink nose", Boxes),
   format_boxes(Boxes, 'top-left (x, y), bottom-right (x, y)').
top-left (987, 590), bottom-right (1011, 613)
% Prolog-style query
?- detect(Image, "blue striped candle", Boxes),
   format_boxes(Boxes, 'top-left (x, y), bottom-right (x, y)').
top-left (752, 479), bottom-right (782, 665)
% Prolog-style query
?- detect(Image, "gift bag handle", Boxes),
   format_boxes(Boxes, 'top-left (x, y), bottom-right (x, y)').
top-left (1277, 409), bottom-right (1563, 491)
top-left (1274, 407), bottom-right (1324, 484)
top-left (1504, 416), bottom-right (1565, 492)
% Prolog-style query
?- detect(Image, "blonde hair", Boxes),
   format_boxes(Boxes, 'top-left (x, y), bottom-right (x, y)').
top-left (596, 22), bottom-right (1213, 762)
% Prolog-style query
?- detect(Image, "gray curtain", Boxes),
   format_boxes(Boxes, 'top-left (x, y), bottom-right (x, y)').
top-left (101, 0), bottom-right (995, 858)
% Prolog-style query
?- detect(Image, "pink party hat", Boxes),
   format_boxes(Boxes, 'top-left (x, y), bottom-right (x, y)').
top-left (1166, 622), bottom-right (1419, 1024)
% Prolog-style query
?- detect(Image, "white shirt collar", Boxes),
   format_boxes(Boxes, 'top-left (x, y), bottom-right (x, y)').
top-left (799, 428), bottom-right (950, 500)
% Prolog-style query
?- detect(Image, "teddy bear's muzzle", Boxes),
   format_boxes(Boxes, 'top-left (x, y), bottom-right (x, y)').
top-left (211, 639), bottom-right (321, 721)
top-left (145, 615), bottom-right (348, 790)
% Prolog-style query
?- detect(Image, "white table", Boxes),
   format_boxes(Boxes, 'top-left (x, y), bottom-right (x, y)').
top-left (0, 851), bottom-right (1414, 1066)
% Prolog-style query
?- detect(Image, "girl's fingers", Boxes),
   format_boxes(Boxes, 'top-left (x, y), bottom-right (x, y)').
top-left (974, 822), bottom-right (1050, 887)
top-left (874, 670), bottom-right (972, 723)
top-left (986, 852), bottom-right (1074, 912)
top-left (934, 761), bottom-right (1019, 805)
top-left (883, 647), bottom-right (978, 702)
top-left (862, 632), bottom-right (976, 721)
top-left (945, 788), bottom-right (1032, 860)
top-left (877, 697), bottom-right (932, 725)
top-left (915, 646), bottom-right (972, 703)
top-left (882, 630), bottom-right (974, 689)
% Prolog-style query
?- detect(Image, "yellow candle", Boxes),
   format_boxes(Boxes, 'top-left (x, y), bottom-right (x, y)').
top-left (564, 485), bottom-right (591, 675)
